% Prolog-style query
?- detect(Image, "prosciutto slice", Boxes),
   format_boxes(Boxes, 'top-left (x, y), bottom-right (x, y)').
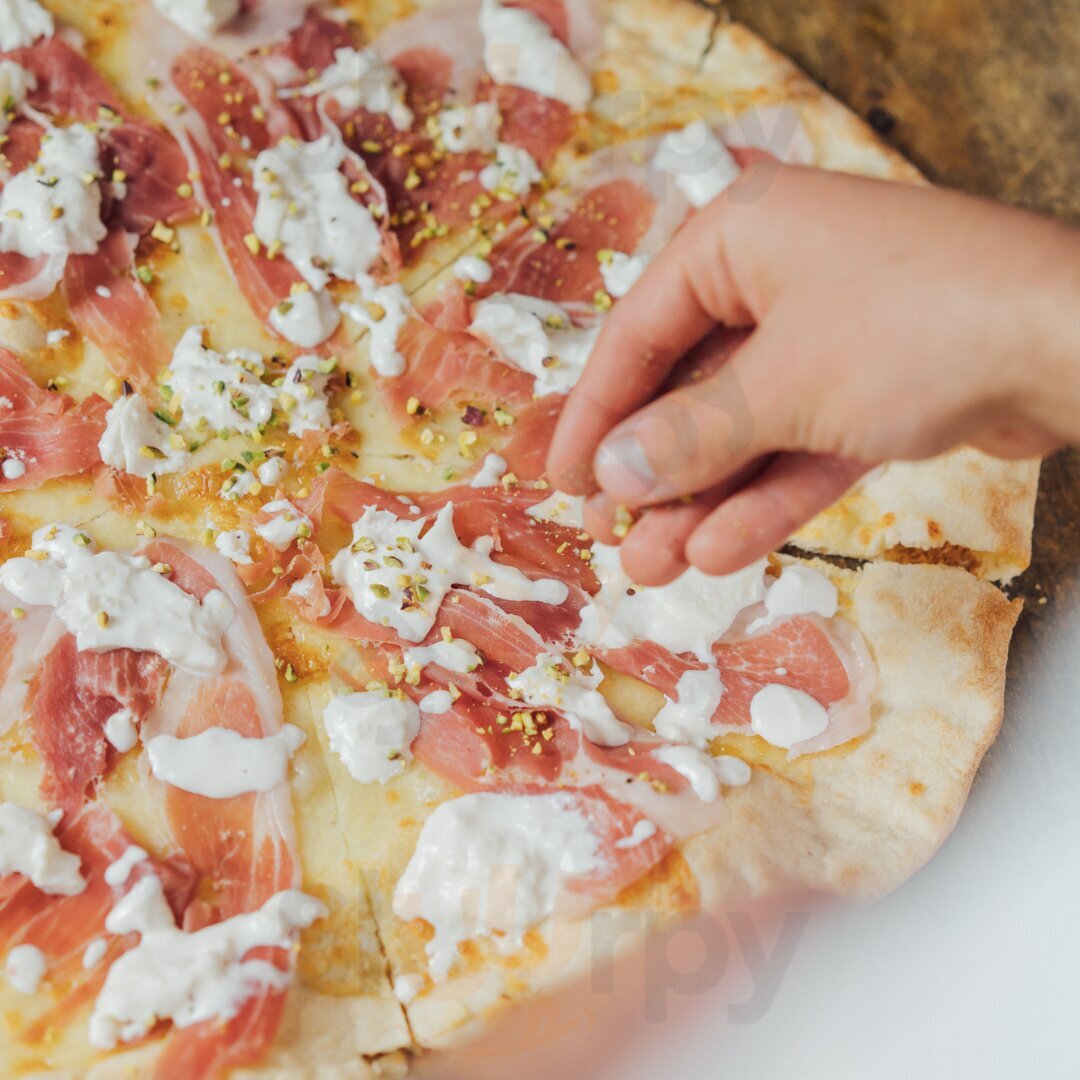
top-left (0, 348), bottom-right (109, 491)
top-left (137, 540), bottom-right (301, 1078)
top-left (0, 804), bottom-right (197, 1045)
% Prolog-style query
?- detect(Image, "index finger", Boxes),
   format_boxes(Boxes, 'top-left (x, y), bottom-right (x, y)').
top-left (545, 166), bottom-right (769, 494)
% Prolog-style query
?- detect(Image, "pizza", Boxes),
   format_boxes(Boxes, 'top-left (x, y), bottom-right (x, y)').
top-left (0, 0), bottom-right (1037, 1075)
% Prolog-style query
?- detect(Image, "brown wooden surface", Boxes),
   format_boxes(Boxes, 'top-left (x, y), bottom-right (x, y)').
top-left (710, 0), bottom-right (1080, 758)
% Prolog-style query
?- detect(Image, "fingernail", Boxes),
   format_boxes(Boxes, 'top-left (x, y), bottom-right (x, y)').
top-left (594, 434), bottom-right (658, 502)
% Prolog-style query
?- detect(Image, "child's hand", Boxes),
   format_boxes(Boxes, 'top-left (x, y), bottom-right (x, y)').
top-left (546, 163), bottom-right (1080, 584)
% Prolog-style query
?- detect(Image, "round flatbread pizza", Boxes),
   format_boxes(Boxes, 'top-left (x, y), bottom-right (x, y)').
top-left (0, 0), bottom-right (1034, 1075)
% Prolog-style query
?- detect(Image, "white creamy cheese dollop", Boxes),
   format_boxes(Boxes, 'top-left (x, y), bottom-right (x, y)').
top-left (0, 0), bottom-right (53, 52)
top-left (291, 46), bottom-right (413, 131)
top-left (453, 254), bottom-right (494, 284)
top-left (0, 525), bottom-right (233, 678)
top-left (4, 943), bottom-right (46, 994)
top-left (479, 0), bottom-right (592, 110)
top-left (655, 120), bottom-right (741, 209)
top-left (89, 876), bottom-right (326, 1049)
top-left (469, 293), bottom-right (599, 396)
top-left (331, 503), bottom-right (567, 643)
top-left (340, 280), bottom-right (412, 377)
top-left (437, 102), bottom-right (502, 154)
top-left (749, 564), bottom-right (839, 633)
top-left (146, 725), bottom-right (306, 798)
top-left (507, 652), bottom-right (630, 747)
top-left (651, 667), bottom-right (725, 748)
top-left (578, 545), bottom-right (767, 662)
top-left (479, 143), bottom-right (543, 198)
top-left (167, 326), bottom-right (276, 436)
top-left (279, 354), bottom-right (333, 436)
top-left (0, 60), bottom-right (36, 136)
top-left (599, 250), bottom-right (648, 298)
top-left (104, 707), bottom-right (138, 752)
top-left (469, 452), bottom-right (508, 488)
top-left (253, 134), bottom-right (383, 292)
top-left (403, 636), bottom-right (482, 675)
top-left (103, 845), bottom-right (149, 888)
top-left (98, 394), bottom-right (189, 478)
top-left (653, 745), bottom-right (751, 802)
top-left (269, 286), bottom-right (341, 349)
top-left (214, 529), bottom-right (253, 566)
top-left (749, 684), bottom-right (830, 750)
top-left (152, 0), bottom-right (240, 39)
top-left (322, 691), bottom-right (421, 785)
top-left (0, 801), bottom-right (85, 896)
top-left (0, 124), bottom-right (106, 265)
top-left (255, 500), bottom-right (313, 551)
top-left (526, 490), bottom-right (585, 529)
top-left (393, 791), bottom-right (604, 980)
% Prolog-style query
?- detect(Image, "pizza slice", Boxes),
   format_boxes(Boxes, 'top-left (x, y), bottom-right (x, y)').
top-left (0, 505), bottom-right (410, 1075)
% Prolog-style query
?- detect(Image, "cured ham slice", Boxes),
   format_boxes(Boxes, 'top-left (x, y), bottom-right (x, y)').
top-left (137, 540), bottom-right (300, 1077)
top-left (165, 44), bottom-right (396, 339)
top-left (8, 37), bottom-right (196, 236)
top-left (0, 349), bottom-right (109, 491)
top-left (62, 231), bottom-right (172, 393)
top-left (379, 148), bottom-right (679, 422)
top-left (27, 632), bottom-right (170, 814)
top-left (0, 804), bottom-right (197, 1044)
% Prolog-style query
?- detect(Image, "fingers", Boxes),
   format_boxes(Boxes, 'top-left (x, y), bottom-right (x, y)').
top-left (546, 164), bottom-right (776, 494)
top-left (685, 453), bottom-right (871, 575)
top-left (590, 327), bottom-right (786, 508)
top-left (584, 460), bottom-right (770, 586)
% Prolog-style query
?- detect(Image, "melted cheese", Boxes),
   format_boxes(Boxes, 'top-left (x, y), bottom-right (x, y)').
top-left (469, 452), bottom-right (508, 488)
top-left (393, 791), bottom-right (603, 980)
top-left (89, 876), bottom-right (326, 1049)
top-left (331, 503), bottom-right (567, 643)
top-left (469, 293), bottom-right (599, 396)
top-left (0, 802), bottom-right (85, 896)
top-left (479, 0), bottom-right (592, 110)
top-left (340, 280), bottom-right (411, 377)
top-left (403, 637), bottom-right (482, 675)
top-left (214, 529), bottom-right (253, 566)
top-left (103, 845), bottom-right (148, 887)
top-left (0, 525), bottom-right (233, 678)
top-left (749, 564), bottom-right (839, 633)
